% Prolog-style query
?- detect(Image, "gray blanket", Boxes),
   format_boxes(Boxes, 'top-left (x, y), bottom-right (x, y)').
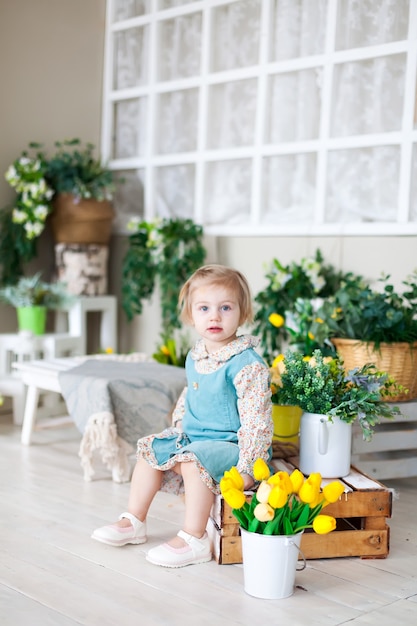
top-left (58, 360), bottom-right (186, 481)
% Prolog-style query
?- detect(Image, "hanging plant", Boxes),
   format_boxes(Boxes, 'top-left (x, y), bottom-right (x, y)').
top-left (121, 217), bottom-right (206, 335)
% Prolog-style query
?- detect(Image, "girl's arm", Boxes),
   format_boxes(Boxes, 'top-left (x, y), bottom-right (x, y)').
top-left (234, 362), bottom-right (273, 481)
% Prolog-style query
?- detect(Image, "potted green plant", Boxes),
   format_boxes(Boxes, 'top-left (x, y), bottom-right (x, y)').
top-left (0, 139), bottom-right (117, 286)
top-left (0, 272), bottom-right (75, 335)
top-left (253, 250), bottom-right (354, 364)
top-left (273, 349), bottom-right (402, 477)
top-left (310, 271), bottom-right (417, 401)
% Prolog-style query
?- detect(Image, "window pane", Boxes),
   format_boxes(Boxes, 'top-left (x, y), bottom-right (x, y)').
top-left (207, 79), bottom-right (257, 149)
top-left (157, 13), bottom-right (202, 81)
top-left (112, 98), bottom-right (148, 159)
top-left (113, 27), bottom-right (149, 89)
top-left (113, 170), bottom-right (145, 232)
top-left (156, 89), bottom-right (198, 154)
top-left (336, 0), bottom-right (409, 50)
top-left (267, 69), bottom-right (322, 143)
top-left (113, 0), bottom-right (149, 21)
top-left (204, 160), bottom-right (252, 225)
top-left (331, 54), bottom-right (406, 136)
top-left (270, 0), bottom-right (327, 61)
top-left (155, 165), bottom-right (195, 218)
top-left (262, 154), bottom-right (316, 222)
top-left (158, 0), bottom-right (196, 8)
top-left (211, 0), bottom-right (260, 72)
top-left (326, 147), bottom-right (400, 222)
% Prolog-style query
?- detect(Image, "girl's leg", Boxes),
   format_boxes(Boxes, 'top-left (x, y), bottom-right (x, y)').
top-left (116, 457), bottom-right (163, 528)
top-left (166, 461), bottom-right (214, 548)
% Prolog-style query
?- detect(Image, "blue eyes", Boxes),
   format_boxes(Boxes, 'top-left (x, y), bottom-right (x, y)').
top-left (198, 305), bottom-right (231, 312)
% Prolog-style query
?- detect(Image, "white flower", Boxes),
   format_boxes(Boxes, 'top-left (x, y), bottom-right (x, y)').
top-left (12, 209), bottom-right (27, 224)
top-left (34, 205), bottom-right (49, 220)
top-left (24, 221), bottom-right (44, 239)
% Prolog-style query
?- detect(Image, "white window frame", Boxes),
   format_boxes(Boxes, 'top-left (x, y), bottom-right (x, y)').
top-left (101, 0), bottom-right (417, 236)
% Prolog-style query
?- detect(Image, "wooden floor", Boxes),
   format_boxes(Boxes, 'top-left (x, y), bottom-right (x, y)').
top-left (1, 413), bottom-right (417, 626)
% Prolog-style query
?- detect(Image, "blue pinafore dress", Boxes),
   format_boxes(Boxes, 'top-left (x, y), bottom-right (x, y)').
top-left (136, 340), bottom-right (269, 493)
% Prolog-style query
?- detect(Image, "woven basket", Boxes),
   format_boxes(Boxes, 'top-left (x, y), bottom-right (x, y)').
top-left (50, 193), bottom-right (115, 244)
top-left (331, 338), bottom-right (417, 402)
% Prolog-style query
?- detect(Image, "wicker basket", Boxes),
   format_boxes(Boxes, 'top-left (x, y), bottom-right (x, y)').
top-left (331, 338), bottom-right (417, 402)
top-left (50, 193), bottom-right (115, 244)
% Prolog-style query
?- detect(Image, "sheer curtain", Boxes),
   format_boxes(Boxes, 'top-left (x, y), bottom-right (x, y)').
top-left (109, 0), bottom-right (415, 230)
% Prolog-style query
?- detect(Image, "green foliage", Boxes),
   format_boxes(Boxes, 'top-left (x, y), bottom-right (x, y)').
top-left (121, 218), bottom-right (206, 336)
top-left (253, 250), bottom-right (352, 362)
top-left (0, 207), bottom-right (38, 285)
top-left (42, 139), bottom-right (115, 201)
top-left (152, 334), bottom-right (190, 368)
top-left (277, 349), bottom-right (402, 440)
top-left (0, 272), bottom-right (75, 309)
top-left (310, 271), bottom-right (417, 347)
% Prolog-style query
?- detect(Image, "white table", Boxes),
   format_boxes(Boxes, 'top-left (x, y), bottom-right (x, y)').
top-left (0, 333), bottom-right (83, 425)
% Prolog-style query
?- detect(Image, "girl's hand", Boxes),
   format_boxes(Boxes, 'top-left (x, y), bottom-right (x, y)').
top-left (241, 473), bottom-right (255, 490)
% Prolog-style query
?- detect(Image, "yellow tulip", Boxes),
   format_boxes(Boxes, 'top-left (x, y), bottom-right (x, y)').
top-left (308, 331), bottom-right (315, 340)
top-left (254, 502), bottom-right (275, 522)
top-left (268, 313), bottom-right (285, 328)
top-left (323, 481), bottom-right (345, 504)
top-left (253, 458), bottom-right (270, 481)
top-left (313, 514), bottom-right (336, 534)
top-left (308, 473), bottom-right (322, 489)
top-left (256, 481), bottom-right (272, 504)
top-left (222, 466), bottom-right (244, 491)
top-left (271, 354), bottom-right (285, 370)
top-left (222, 487), bottom-right (247, 510)
top-left (160, 345), bottom-right (170, 356)
top-left (309, 492), bottom-right (325, 509)
top-left (299, 477), bottom-right (320, 504)
top-left (289, 469), bottom-right (304, 494)
top-left (268, 485), bottom-right (288, 509)
top-left (268, 471), bottom-right (292, 495)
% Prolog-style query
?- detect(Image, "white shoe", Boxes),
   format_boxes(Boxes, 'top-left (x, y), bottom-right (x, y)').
top-left (146, 530), bottom-right (212, 568)
top-left (92, 512), bottom-right (147, 546)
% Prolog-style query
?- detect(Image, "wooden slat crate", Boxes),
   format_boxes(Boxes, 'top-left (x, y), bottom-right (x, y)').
top-left (208, 458), bottom-right (392, 564)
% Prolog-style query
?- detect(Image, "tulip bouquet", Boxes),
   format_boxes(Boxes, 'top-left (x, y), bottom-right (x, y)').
top-left (220, 459), bottom-right (345, 536)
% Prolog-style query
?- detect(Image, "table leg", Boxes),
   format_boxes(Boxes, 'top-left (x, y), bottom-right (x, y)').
top-left (21, 385), bottom-right (40, 445)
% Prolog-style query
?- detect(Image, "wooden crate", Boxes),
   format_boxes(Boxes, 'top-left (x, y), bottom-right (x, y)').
top-left (208, 459), bottom-right (392, 564)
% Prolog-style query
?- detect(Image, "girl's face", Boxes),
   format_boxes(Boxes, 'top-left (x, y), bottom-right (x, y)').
top-left (190, 283), bottom-right (241, 353)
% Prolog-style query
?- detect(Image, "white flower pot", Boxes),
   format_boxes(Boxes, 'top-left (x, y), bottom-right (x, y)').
top-left (240, 528), bottom-right (305, 599)
top-left (299, 412), bottom-right (352, 478)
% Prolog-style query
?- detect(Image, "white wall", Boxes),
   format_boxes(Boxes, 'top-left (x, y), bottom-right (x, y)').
top-left (1, 1), bottom-right (416, 356)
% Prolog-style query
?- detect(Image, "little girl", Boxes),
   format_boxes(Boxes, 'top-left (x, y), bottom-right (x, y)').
top-left (92, 264), bottom-right (272, 568)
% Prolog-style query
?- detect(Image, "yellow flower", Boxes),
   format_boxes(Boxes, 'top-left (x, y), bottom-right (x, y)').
top-left (160, 345), bottom-right (170, 356)
top-left (221, 487), bottom-right (247, 510)
top-left (312, 514), bottom-right (336, 534)
top-left (256, 481), bottom-right (272, 503)
top-left (253, 458), bottom-right (270, 481)
top-left (268, 486), bottom-right (288, 509)
top-left (254, 502), bottom-right (275, 522)
top-left (268, 313), bottom-right (285, 328)
top-left (271, 353), bottom-right (285, 368)
top-left (308, 473), bottom-right (322, 489)
top-left (268, 470), bottom-right (292, 495)
top-left (222, 466), bottom-right (244, 491)
top-left (308, 331), bottom-right (315, 340)
top-left (315, 317), bottom-right (324, 324)
top-left (289, 469), bottom-right (304, 494)
top-left (309, 492), bottom-right (325, 508)
top-left (299, 475), bottom-right (321, 504)
top-left (323, 481), bottom-right (345, 504)
top-left (104, 347), bottom-right (114, 354)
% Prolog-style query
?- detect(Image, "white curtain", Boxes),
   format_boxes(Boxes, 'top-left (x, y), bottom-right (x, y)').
top-left (111, 0), bottom-right (413, 227)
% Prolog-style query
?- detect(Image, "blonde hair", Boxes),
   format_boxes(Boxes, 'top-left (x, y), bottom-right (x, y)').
top-left (179, 264), bottom-right (254, 326)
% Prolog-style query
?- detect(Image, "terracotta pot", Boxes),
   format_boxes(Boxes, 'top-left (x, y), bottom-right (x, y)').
top-left (50, 193), bottom-right (115, 245)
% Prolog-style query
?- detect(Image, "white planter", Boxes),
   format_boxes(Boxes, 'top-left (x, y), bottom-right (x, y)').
top-left (299, 412), bottom-right (352, 478)
top-left (240, 528), bottom-right (305, 599)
